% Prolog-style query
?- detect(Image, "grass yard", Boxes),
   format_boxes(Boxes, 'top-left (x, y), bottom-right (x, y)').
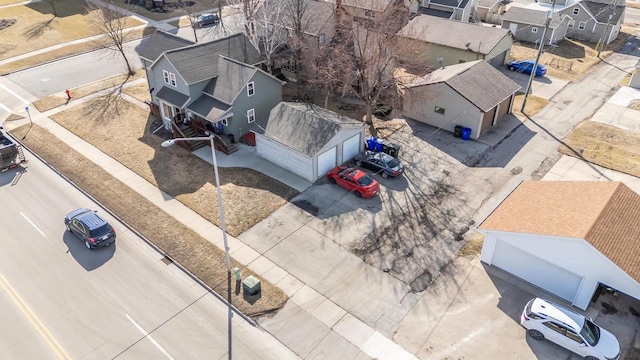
top-left (512, 94), bottom-right (549, 116)
top-left (509, 30), bottom-right (635, 81)
top-left (0, 1), bottom-right (144, 63)
top-left (122, 80), bottom-right (152, 103)
top-left (48, 95), bottom-right (298, 237)
top-left (559, 121), bottom-right (640, 178)
top-left (8, 124), bottom-right (287, 317)
top-left (33, 70), bottom-right (147, 112)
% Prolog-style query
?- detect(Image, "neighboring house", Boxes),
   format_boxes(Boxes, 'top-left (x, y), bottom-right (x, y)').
top-left (479, 181), bottom-right (640, 310)
top-left (137, 31), bottom-right (283, 153)
top-left (402, 60), bottom-right (520, 139)
top-left (327, 0), bottom-right (405, 22)
top-left (397, 15), bottom-right (513, 68)
top-left (409, 0), bottom-right (478, 22)
top-left (476, 0), bottom-right (504, 24)
top-left (501, 7), bottom-right (570, 45)
top-left (255, 102), bottom-right (365, 182)
top-left (556, 0), bottom-right (625, 44)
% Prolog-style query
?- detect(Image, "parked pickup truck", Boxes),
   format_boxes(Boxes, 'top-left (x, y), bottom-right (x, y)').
top-left (0, 127), bottom-right (27, 171)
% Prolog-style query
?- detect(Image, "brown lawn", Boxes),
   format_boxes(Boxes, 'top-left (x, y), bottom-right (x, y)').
top-left (9, 124), bottom-right (287, 317)
top-left (512, 94), bottom-right (549, 117)
top-left (559, 121), bottom-right (640, 178)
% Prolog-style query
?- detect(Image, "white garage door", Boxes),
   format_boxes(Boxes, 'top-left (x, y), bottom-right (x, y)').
top-left (491, 240), bottom-right (583, 303)
top-left (317, 147), bottom-right (337, 177)
top-left (342, 134), bottom-right (361, 162)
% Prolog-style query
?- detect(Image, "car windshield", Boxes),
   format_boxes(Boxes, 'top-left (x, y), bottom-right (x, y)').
top-left (580, 318), bottom-right (600, 346)
top-left (90, 223), bottom-right (113, 237)
top-left (358, 175), bottom-right (374, 186)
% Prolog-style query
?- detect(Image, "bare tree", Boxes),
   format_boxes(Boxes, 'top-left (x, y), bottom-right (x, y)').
top-left (86, 0), bottom-right (135, 76)
top-left (309, 1), bottom-right (427, 131)
top-left (253, 0), bottom-right (288, 74)
top-left (281, 0), bottom-right (311, 95)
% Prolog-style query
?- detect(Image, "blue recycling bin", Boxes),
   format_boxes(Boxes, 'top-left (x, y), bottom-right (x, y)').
top-left (366, 136), bottom-right (377, 151)
top-left (461, 127), bottom-right (472, 140)
top-left (375, 138), bottom-right (384, 152)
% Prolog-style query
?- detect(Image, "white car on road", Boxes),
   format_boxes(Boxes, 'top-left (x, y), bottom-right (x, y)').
top-left (521, 298), bottom-right (620, 360)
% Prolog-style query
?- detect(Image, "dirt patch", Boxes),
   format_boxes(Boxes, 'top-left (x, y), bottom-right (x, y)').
top-left (457, 231), bottom-right (485, 258)
top-left (33, 71), bottom-right (146, 112)
top-left (559, 121), bottom-right (640, 177)
top-left (509, 31), bottom-right (634, 82)
top-left (512, 94), bottom-right (549, 117)
top-left (9, 124), bottom-right (287, 317)
top-left (48, 95), bottom-right (298, 237)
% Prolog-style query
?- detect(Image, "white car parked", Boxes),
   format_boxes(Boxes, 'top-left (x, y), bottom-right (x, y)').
top-left (521, 298), bottom-right (620, 360)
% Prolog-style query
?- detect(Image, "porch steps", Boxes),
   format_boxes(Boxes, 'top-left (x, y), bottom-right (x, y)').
top-left (181, 126), bottom-right (207, 151)
top-left (214, 134), bottom-right (237, 155)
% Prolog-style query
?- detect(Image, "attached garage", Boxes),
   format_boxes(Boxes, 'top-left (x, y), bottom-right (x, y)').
top-left (255, 102), bottom-right (365, 182)
top-left (479, 181), bottom-right (640, 310)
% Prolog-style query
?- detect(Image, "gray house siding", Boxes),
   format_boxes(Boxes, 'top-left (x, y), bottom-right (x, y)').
top-left (226, 71), bottom-right (282, 140)
top-left (502, 19), bottom-right (568, 45)
top-left (485, 35), bottom-right (513, 66)
top-left (561, 5), bottom-right (624, 44)
top-left (151, 57), bottom-right (190, 103)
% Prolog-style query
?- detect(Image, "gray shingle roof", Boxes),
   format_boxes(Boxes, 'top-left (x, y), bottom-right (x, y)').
top-left (187, 95), bottom-right (231, 121)
top-left (137, 30), bottom-right (194, 62)
top-left (408, 60), bottom-right (520, 112)
top-left (208, 56), bottom-right (258, 104)
top-left (398, 15), bottom-right (510, 54)
top-left (583, 2), bottom-right (625, 24)
top-left (502, 6), bottom-right (564, 27)
top-left (155, 86), bottom-right (190, 107)
top-left (163, 33), bottom-right (264, 85)
top-left (264, 102), bottom-right (363, 157)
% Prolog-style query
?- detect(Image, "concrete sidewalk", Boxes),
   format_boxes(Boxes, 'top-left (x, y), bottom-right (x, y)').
top-left (1, 80), bottom-right (416, 360)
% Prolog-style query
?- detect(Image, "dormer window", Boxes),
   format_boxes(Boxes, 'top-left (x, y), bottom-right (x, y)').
top-left (247, 81), bottom-right (255, 96)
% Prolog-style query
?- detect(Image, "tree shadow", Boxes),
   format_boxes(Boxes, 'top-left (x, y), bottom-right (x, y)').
top-left (23, 18), bottom-right (56, 40)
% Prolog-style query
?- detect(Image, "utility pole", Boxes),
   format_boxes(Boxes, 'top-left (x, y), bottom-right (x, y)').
top-left (521, 0), bottom-right (557, 112)
top-left (597, 0), bottom-right (618, 58)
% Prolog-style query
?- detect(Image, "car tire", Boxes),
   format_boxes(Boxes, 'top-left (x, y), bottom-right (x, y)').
top-left (354, 191), bottom-right (362, 198)
top-left (85, 240), bottom-right (92, 250)
top-left (528, 329), bottom-right (545, 341)
top-left (508, 65), bottom-right (515, 71)
top-left (329, 177), bottom-right (336, 184)
top-left (381, 172), bottom-right (389, 179)
top-left (355, 160), bottom-right (362, 167)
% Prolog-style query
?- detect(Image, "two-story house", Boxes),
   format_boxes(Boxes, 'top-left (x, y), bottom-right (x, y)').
top-left (397, 15), bottom-right (513, 68)
top-left (137, 30), bottom-right (284, 153)
top-left (501, 6), bottom-right (571, 45)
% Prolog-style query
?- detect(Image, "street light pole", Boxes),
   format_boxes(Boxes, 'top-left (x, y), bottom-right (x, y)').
top-left (161, 133), bottom-right (233, 360)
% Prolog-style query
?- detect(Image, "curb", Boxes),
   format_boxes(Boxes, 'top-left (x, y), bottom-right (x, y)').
top-left (5, 131), bottom-right (256, 326)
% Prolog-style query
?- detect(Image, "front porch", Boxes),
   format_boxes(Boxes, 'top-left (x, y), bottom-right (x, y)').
top-left (169, 113), bottom-right (238, 155)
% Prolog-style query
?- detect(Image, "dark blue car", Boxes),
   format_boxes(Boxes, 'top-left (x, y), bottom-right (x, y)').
top-left (508, 60), bottom-right (547, 77)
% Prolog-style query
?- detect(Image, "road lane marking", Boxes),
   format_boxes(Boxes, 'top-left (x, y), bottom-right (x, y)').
top-left (20, 211), bottom-right (46, 238)
top-left (0, 81), bottom-right (29, 105)
top-left (126, 314), bottom-right (175, 360)
top-left (0, 100), bottom-right (10, 113)
top-left (0, 272), bottom-right (71, 360)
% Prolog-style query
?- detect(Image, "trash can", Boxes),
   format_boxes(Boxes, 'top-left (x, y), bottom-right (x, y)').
top-left (461, 127), bottom-right (472, 141)
top-left (366, 136), bottom-right (376, 151)
top-left (375, 138), bottom-right (384, 152)
top-left (382, 142), bottom-right (401, 158)
top-left (454, 125), bottom-right (463, 138)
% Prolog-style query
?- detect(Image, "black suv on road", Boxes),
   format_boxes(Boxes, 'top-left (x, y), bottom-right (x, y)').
top-left (64, 208), bottom-right (116, 249)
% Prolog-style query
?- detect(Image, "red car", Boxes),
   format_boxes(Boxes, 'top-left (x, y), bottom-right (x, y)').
top-left (327, 166), bottom-right (380, 198)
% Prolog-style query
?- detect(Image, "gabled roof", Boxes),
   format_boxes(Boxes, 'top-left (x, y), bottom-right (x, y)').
top-left (137, 30), bottom-right (194, 62)
top-left (582, 1), bottom-right (625, 24)
top-left (398, 15), bottom-right (511, 55)
top-left (479, 181), bottom-right (640, 283)
top-left (407, 60), bottom-right (520, 112)
top-left (502, 6), bottom-right (565, 28)
top-left (264, 102), bottom-right (363, 156)
top-left (205, 56), bottom-right (258, 104)
top-left (162, 33), bottom-right (263, 85)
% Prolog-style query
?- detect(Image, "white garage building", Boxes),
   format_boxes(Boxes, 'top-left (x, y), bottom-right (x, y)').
top-left (479, 181), bottom-right (640, 310)
top-left (255, 102), bottom-right (365, 182)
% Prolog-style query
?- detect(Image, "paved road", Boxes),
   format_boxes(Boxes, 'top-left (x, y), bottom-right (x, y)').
top-left (0, 148), bottom-right (296, 359)
top-left (5, 39), bottom-right (144, 99)
top-left (625, 7), bottom-right (640, 26)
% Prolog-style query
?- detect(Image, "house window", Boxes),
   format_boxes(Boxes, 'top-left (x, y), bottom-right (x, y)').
top-left (221, 118), bottom-right (228, 126)
top-left (578, 21), bottom-right (586, 30)
top-left (247, 109), bottom-right (255, 123)
top-left (247, 81), bottom-right (255, 96)
top-left (163, 70), bottom-right (177, 87)
top-left (573, 8), bottom-right (579, 15)
top-left (160, 101), bottom-right (174, 120)
top-left (318, 34), bottom-right (325, 43)
top-left (568, 19), bottom-right (575, 28)
top-left (169, 73), bottom-right (176, 87)
top-left (434, 106), bottom-right (445, 115)
top-left (163, 70), bottom-right (169, 84)
top-left (531, 27), bottom-right (538, 33)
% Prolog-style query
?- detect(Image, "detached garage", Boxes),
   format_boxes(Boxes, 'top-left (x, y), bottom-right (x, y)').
top-left (255, 102), bottom-right (365, 182)
top-left (479, 181), bottom-right (640, 310)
